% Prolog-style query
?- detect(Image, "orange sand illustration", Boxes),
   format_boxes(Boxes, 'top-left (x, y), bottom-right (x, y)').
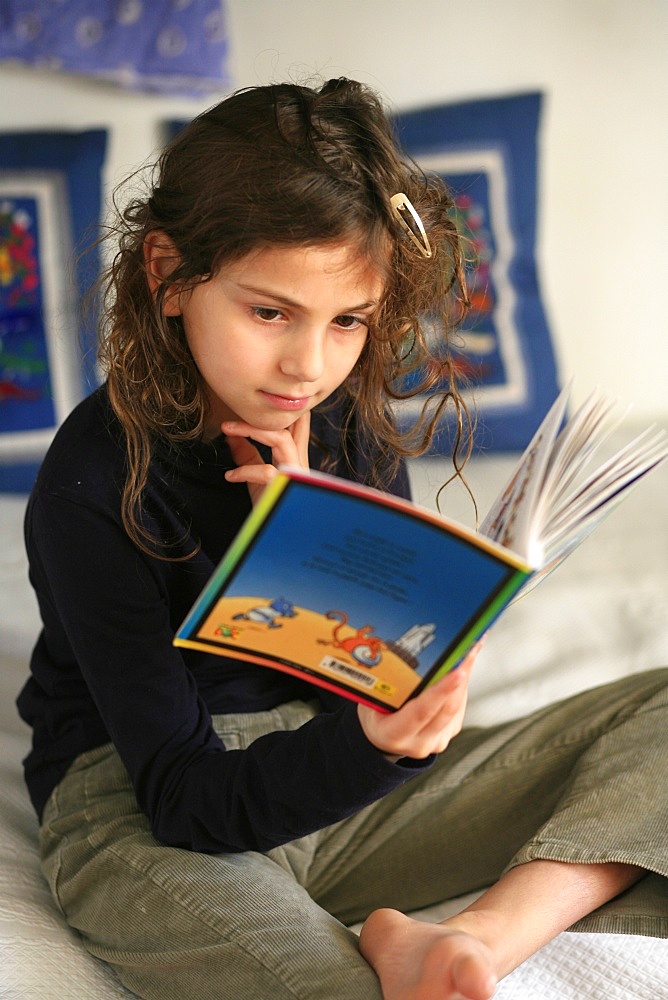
top-left (196, 596), bottom-right (434, 709)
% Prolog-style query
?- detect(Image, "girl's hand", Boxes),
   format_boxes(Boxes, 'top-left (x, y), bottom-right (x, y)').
top-left (358, 641), bottom-right (484, 760)
top-left (223, 411), bottom-right (311, 505)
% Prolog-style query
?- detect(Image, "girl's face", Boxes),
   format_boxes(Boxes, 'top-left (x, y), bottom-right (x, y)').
top-left (174, 243), bottom-right (384, 439)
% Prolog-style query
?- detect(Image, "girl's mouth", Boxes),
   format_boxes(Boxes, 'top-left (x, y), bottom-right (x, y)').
top-left (260, 390), bottom-right (313, 411)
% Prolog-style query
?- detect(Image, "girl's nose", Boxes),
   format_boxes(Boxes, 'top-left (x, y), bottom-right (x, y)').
top-left (279, 327), bottom-right (326, 383)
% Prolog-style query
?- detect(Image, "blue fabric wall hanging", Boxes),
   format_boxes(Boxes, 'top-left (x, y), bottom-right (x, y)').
top-left (0, 129), bottom-right (106, 492)
top-left (0, 0), bottom-right (228, 96)
top-left (394, 92), bottom-right (559, 453)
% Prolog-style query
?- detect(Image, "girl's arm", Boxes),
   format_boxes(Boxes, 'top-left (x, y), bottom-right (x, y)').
top-left (24, 487), bottom-right (430, 854)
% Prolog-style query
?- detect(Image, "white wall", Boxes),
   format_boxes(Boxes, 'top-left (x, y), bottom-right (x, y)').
top-left (1, 0), bottom-right (666, 418)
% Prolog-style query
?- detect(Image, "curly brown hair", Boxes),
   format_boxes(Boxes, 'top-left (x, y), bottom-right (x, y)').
top-left (97, 78), bottom-right (472, 554)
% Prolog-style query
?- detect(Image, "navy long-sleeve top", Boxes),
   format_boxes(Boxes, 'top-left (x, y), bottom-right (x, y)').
top-left (17, 386), bottom-right (431, 853)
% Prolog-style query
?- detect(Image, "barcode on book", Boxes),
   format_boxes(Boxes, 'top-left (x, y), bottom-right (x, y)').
top-left (318, 656), bottom-right (377, 688)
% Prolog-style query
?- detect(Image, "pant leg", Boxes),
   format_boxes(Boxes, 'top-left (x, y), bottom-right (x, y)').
top-left (39, 735), bottom-right (384, 1000)
top-left (281, 668), bottom-right (668, 936)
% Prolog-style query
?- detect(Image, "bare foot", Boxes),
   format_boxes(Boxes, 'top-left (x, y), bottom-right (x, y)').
top-left (359, 908), bottom-right (498, 1000)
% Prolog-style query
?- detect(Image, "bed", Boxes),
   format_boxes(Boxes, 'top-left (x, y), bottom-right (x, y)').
top-left (2, 429), bottom-right (667, 999)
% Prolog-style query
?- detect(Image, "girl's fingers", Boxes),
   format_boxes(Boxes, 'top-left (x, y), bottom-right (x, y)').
top-left (225, 460), bottom-right (279, 488)
top-left (224, 432), bottom-right (264, 470)
top-left (289, 412), bottom-right (311, 467)
top-left (358, 669), bottom-right (465, 758)
top-left (222, 416), bottom-right (311, 470)
top-left (222, 414), bottom-right (311, 504)
top-left (357, 640), bottom-right (485, 759)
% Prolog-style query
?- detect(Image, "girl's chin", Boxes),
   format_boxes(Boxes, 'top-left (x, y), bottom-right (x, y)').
top-left (212, 414), bottom-right (305, 437)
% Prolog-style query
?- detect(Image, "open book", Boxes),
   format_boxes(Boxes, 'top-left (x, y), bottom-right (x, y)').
top-left (174, 384), bottom-right (668, 712)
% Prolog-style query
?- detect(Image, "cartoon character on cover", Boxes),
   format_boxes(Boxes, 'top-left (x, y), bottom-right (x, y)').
top-left (214, 623), bottom-right (241, 639)
top-left (233, 597), bottom-right (297, 629)
top-left (320, 610), bottom-right (386, 667)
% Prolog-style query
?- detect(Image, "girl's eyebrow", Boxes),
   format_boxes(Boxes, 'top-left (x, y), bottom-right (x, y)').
top-left (236, 282), bottom-right (380, 312)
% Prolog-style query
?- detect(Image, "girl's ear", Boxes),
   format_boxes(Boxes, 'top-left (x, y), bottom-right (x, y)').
top-left (143, 230), bottom-right (183, 316)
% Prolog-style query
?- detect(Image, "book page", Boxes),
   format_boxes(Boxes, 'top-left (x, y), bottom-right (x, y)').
top-left (479, 383), bottom-right (571, 560)
top-left (481, 383), bottom-right (668, 568)
top-left (539, 427), bottom-right (668, 559)
top-left (529, 392), bottom-right (622, 523)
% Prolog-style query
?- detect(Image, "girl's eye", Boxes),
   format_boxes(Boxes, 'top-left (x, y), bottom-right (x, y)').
top-left (252, 306), bottom-right (284, 322)
top-left (335, 314), bottom-right (365, 331)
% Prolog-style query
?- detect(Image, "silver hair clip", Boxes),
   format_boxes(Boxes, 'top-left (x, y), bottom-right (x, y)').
top-left (390, 193), bottom-right (432, 258)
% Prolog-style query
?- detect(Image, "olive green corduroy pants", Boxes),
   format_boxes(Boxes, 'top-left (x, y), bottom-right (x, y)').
top-left (40, 668), bottom-right (668, 999)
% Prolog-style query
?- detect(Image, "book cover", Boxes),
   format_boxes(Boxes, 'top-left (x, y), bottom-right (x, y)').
top-left (175, 468), bottom-right (532, 711)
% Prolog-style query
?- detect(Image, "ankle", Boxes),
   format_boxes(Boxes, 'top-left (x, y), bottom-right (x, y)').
top-left (440, 908), bottom-right (510, 976)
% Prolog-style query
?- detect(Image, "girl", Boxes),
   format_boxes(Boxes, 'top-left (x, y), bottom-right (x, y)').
top-left (18, 79), bottom-right (667, 1000)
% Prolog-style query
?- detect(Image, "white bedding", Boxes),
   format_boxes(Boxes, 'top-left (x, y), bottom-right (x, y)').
top-left (2, 431), bottom-right (667, 998)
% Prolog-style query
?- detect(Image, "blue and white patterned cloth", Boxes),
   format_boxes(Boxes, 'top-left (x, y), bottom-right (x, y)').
top-left (0, 0), bottom-right (229, 95)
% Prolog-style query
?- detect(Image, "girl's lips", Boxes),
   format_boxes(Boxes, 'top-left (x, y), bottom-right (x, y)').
top-left (260, 390), bottom-right (313, 411)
